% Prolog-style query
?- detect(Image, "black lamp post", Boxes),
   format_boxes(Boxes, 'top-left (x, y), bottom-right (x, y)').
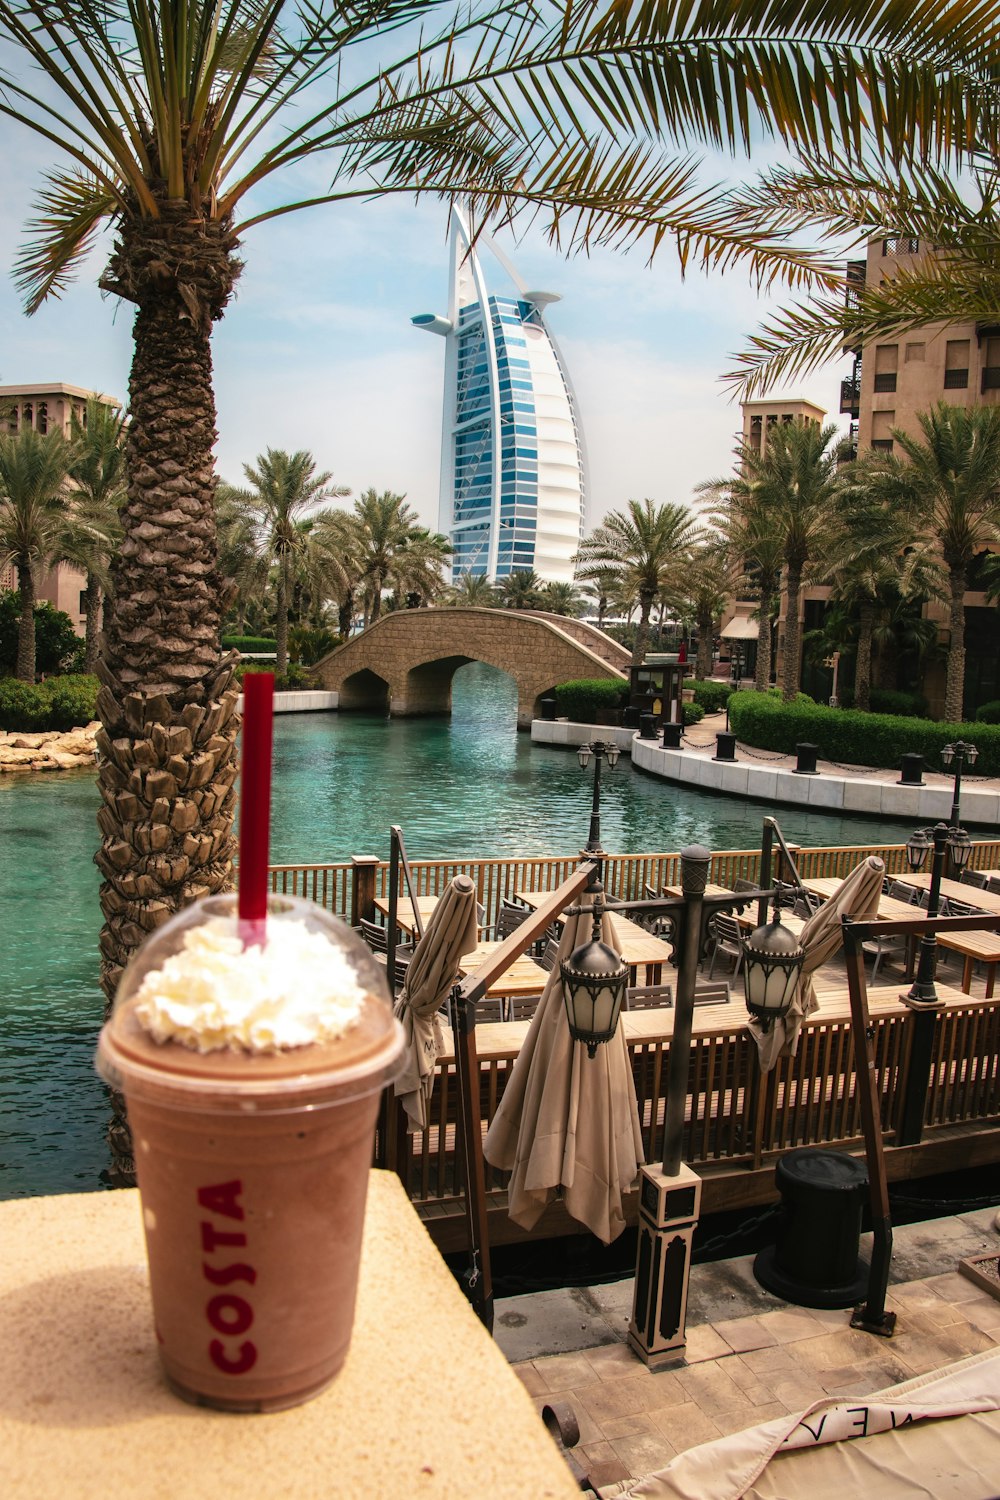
top-left (577, 739), bottom-right (620, 853)
top-left (903, 822), bottom-right (954, 1007)
top-left (941, 741), bottom-right (977, 877)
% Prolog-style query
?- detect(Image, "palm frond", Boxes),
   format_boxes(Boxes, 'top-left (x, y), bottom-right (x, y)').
top-left (14, 168), bottom-right (119, 316)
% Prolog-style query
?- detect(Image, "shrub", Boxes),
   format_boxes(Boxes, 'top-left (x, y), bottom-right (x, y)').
top-left (222, 635), bottom-right (278, 654)
top-left (0, 592), bottom-right (82, 676)
top-left (839, 686), bottom-right (929, 718)
top-left (727, 690), bottom-right (1000, 776)
top-left (684, 678), bottom-right (733, 713)
top-left (289, 626), bottom-right (341, 665)
top-left (682, 702), bottom-right (705, 726)
top-left (0, 673), bottom-right (98, 731)
top-left (554, 677), bottom-right (630, 722)
top-left (233, 662), bottom-right (308, 690)
top-left (975, 700), bottom-right (1000, 724)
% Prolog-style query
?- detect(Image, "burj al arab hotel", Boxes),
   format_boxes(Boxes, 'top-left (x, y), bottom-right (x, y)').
top-left (412, 208), bottom-right (587, 584)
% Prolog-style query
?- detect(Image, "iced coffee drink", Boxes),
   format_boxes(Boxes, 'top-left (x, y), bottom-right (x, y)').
top-left (97, 893), bottom-right (403, 1412)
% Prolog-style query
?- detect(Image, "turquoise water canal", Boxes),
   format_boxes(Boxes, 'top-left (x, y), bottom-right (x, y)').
top-left (1, 664), bottom-right (917, 1199)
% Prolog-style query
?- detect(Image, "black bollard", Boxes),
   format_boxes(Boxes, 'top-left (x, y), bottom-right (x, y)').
top-left (639, 712), bottom-right (658, 740)
top-left (714, 732), bottom-right (736, 762)
top-left (794, 742), bottom-right (819, 775)
top-left (661, 721), bottom-right (683, 749)
top-left (898, 753), bottom-right (925, 786)
top-left (539, 696), bottom-right (557, 722)
top-left (754, 1149), bottom-right (869, 1309)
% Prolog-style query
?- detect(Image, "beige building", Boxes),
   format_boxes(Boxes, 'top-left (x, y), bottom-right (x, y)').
top-left (0, 382), bottom-right (122, 634)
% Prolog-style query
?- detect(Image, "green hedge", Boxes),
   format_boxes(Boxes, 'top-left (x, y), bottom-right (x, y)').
top-left (554, 678), bottom-right (630, 722)
top-left (684, 678), bottom-right (733, 713)
top-left (727, 690), bottom-right (1000, 776)
top-left (0, 674), bottom-right (99, 731)
top-left (683, 702), bottom-right (705, 726)
top-left (233, 662), bottom-right (308, 690)
top-left (839, 686), bottom-right (929, 718)
top-left (223, 635), bottom-right (277, 654)
top-left (975, 700), bottom-right (1000, 724)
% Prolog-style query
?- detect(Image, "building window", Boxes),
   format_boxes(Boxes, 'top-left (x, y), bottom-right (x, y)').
top-left (982, 336), bottom-right (1000, 392)
top-left (873, 343), bottom-right (898, 393)
top-left (943, 338), bottom-right (970, 390)
top-left (882, 236), bottom-right (919, 255)
top-left (871, 411), bottom-right (895, 453)
top-left (22, 403), bottom-right (32, 428)
top-left (36, 402), bottom-right (48, 434)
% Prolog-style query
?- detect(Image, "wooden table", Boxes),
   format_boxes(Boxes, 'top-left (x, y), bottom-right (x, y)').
top-left (513, 889), bottom-right (675, 983)
top-left (661, 881), bottom-right (737, 902)
top-left (935, 928), bottom-right (1000, 996)
top-left (460, 940), bottom-right (548, 998)
top-left (373, 892), bottom-right (487, 939)
top-left (0, 1178), bottom-right (578, 1500)
top-left (800, 876), bottom-right (926, 922)
top-left (895, 871), bottom-right (1000, 916)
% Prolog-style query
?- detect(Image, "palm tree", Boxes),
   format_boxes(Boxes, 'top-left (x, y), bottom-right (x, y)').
top-left (579, 568), bottom-right (621, 631)
top-left (232, 450), bottom-right (349, 674)
top-left (847, 405), bottom-right (1000, 720)
top-left (384, 527), bottom-right (453, 609)
top-left (538, 580), bottom-right (584, 617)
top-left (575, 499), bottom-right (698, 666)
top-left (667, 543), bottom-right (730, 681)
top-left (447, 572), bottom-right (498, 608)
top-left (701, 473), bottom-right (789, 693)
top-left (310, 508), bottom-right (364, 638)
top-left (67, 399), bottom-right (126, 671)
top-left (821, 480), bottom-right (941, 712)
top-left (0, 427), bottom-right (73, 679)
top-left (215, 486), bottom-right (268, 636)
top-left (3, 3), bottom-right (990, 1068)
top-left (500, 569), bottom-right (544, 610)
top-left (348, 490), bottom-right (427, 625)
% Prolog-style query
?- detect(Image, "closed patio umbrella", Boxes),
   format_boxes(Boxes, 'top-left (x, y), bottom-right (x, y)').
top-left (483, 895), bottom-right (644, 1244)
top-left (393, 874), bottom-right (479, 1130)
top-left (751, 856), bottom-right (884, 1072)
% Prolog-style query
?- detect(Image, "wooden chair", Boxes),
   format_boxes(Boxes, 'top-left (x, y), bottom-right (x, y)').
top-left (494, 901), bottom-right (530, 942)
top-left (537, 937), bottom-right (561, 973)
top-left (507, 996), bottom-right (540, 1021)
top-left (961, 869), bottom-right (989, 890)
top-left (624, 983), bottom-right (673, 1010)
top-left (359, 917), bottom-right (388, 953)
top-left (707, 913), bottom-right (744, 978)
top-left (693, 981), bottom-right (731, 1005)
top-left (888, 880), bottom-right (919, 903)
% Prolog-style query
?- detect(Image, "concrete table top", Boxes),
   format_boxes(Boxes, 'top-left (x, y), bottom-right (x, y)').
top-left (0, 1172), bottom-right (578, 1499)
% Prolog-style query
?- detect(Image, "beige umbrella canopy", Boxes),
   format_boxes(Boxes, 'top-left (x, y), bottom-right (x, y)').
top-left (393, 874), bottom-right (479, 1131)
top-left (751, 856), bottom-right (885, 1072)
top-left (483, 896), bottom-right (644, 1244)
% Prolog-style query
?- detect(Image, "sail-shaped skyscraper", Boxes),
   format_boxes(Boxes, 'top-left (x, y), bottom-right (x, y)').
top-left (412, 208), bottom-right (586, 583)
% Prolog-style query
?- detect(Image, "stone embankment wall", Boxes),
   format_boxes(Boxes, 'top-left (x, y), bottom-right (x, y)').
top-left (0, 723), bottom-right (98, 772)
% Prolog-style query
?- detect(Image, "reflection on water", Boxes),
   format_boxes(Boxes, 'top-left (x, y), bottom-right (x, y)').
top-left (1, 663), bottom-right (913, 1199)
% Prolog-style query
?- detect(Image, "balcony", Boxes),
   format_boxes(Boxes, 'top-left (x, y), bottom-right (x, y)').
top-left (839, 377), bottom-right (861, 415)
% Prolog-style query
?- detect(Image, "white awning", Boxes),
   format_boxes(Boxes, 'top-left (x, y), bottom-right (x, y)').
top-left (720, 617), bottom-right (759, 640)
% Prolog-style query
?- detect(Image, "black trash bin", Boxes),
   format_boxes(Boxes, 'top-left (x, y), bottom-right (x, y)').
top-left (754, 1148), bottom-right (869, 1309)
top-left (661, 721), bottom-right (683, 749)
top-left (898, 752), bottom-right (925, 786)
top-left (539, 696), bottom-right (557, 722)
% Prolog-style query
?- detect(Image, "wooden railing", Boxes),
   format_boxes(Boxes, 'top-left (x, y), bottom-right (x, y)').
top-left (397, 988), bottom-right (999, 1228)
top-left (267, 839), bottom-right (1000, 927)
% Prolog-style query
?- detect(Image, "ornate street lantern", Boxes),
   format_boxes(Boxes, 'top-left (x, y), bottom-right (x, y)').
top-left (906, 827), bottom-right (933, 871)
top-left (560, 890), bottom-right (628, 1058)
top-left (947, 826), bottom-right (973, 871)
top-left (742, 898), bottom-right (805, 1030)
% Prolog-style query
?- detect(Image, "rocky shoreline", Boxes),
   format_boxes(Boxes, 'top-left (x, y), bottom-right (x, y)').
top-left (0, 722), bottom-right (99, 773)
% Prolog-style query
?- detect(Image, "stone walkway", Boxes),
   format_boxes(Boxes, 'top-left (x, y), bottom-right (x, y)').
top-left (501, 1210), bottom-right (1000, 1493)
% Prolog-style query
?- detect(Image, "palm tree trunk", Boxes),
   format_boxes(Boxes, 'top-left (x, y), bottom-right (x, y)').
top-left (96, 209), bottom-right (241, 1182)
top-left (338, 590), bottom-right (354, 638)
top-left (855, 601), bottom-right (875, 713)
top-left (945, 568), bottom-right (967, 722)
top-left (755, 574), bottom-right (776, 692)
top-left (782, 567), bottom-right (802, 702)
top-left (633, 593), bottom-right (654, 666)
top-left (276, 554), bottom-right (289, 677)
top-left (370, 571), bottom-right (385, 623)
top-left (695, 613), bottom-right (713, 680)
top-left (15, 557), bottom-right (36, 681)
top-left (83, 573), bottom-right (102, 674)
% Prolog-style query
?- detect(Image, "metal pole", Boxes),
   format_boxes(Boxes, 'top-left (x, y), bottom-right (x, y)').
top-left (898, 823), bottom-right (948, 1146)
top-left (587, 744), bottom-right (603, 851)
top-left (902, 823), bottom-right (948, 1006)
top-left (842, 919), bottom-right (896, 1337)
top-left (450, 983), bottom-right (493, 1331)
top-left (758, 819), bottom-right (775, 928)
top-left (949, 752), bottom-right (963, 831)
top-left (661, 846), bottom-right (710, 1175)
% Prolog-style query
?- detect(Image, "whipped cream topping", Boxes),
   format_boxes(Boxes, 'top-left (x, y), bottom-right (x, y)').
top-left (132, 916), bottom-right (368, 1053)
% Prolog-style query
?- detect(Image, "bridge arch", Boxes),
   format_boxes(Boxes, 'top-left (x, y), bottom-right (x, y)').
top-left (313, 608), bottom-right (626, 729)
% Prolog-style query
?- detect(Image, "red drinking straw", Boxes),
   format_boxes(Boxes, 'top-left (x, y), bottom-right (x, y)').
top-left (238, 672), bottom-right (274, 943)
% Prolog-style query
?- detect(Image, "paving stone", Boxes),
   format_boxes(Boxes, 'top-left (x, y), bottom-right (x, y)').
top-left (711, 1401), bottom-right (787, 1437)
top-left (609, 1429), bottom-right (677, 1476)
top-left (682, 1323), bottom-right (731, 1364)
top-left (713, 1315), bottom-right (778, 1353)
top-left (633, 1368), bottom-right (686, 1409)
top-left (925, 1270), bottom-right (992, 1304)
top-left (781, 1327), bottom-right (896, 1373)
top-left (513, 1360), bottom-right (547, 1395)
top-left (738, 1344), bottom-right (808, 1376)
top-left (677, 1360), bottom-right (755, 1414)
top-left (575, 1377), bottom-right (650, 1424)
top-left (646, 1399), bottom-right (721, 1451)
top-left (756, 1307), bottom-right (827, 1344)
top-left (532, 1350), bottom-right (604, 1392)
top-left (583, 1342), bottom-right (647, 1381)
top-left (494, 1287), bottom-right (618, 1362)
top-left (586, 1457), bottom-right (632, 1489)
top-left (599, 1412), bottom-right (662, 1441)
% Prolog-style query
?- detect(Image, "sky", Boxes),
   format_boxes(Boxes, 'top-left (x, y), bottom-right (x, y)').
top-left (0, 82), bottom-right (849, 538)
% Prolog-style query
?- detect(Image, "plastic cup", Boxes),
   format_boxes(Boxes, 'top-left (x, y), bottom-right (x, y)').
top-left (96, 893), bottom-right (403, 1412)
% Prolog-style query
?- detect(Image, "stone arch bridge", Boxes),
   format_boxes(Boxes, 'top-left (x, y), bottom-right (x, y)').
top-left (313, 608), bottom-right (628, 729)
